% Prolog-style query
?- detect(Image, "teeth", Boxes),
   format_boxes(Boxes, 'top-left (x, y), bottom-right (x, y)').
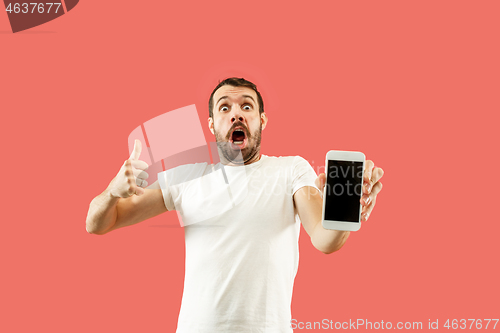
top-left (234, 129), bottom-right (244, 132)
top-left (233, 141), bottom-right (244, 144)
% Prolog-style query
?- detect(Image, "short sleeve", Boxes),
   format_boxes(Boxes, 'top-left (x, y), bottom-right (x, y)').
top-left (291, 156), bottom-right (320, 196)
top-left (157, 170), bottom-right (175, 211)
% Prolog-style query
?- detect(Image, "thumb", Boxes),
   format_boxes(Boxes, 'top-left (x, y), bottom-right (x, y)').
top-left (130, 139), bottom-right (142, 160)
top-left (315, 173), bottom-right (326, 191)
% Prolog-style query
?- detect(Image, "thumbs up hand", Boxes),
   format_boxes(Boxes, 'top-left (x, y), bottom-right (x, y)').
top-left (108, 140), bottom-right (150, 198)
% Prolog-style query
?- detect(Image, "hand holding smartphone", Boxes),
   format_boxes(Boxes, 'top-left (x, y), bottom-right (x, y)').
top-left (322, 150), bottom-right (365, 231)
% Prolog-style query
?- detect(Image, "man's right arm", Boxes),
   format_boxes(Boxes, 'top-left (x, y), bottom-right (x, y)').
top-left (85, 140), bottom-right (168, 235)
top-left (85, 185), bottom-right (167, 235)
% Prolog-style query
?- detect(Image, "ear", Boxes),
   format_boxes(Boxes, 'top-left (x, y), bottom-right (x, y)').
top-left (208, 117), bottom-right (215, 135)
top-left (260, 112), bottom-right (268, 130)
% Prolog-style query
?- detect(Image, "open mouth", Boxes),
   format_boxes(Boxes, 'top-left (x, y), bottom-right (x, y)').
top-left (229, 127), bottom-right (247, 149)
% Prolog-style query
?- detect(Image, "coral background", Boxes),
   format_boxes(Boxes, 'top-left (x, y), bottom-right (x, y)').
top-left (1, 1), bottom-right (499, 332)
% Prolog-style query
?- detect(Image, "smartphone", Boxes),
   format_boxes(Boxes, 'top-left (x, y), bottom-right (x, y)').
top-left (322, 150), bottom-right (365, 231)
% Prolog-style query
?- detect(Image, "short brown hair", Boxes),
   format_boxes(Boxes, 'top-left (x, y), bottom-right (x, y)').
top-left (208, 77), bottom-right (264, 118)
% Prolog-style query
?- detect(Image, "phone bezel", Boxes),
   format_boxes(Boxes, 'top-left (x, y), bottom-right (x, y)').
top-left (321, 150), bottom-right (366, 232)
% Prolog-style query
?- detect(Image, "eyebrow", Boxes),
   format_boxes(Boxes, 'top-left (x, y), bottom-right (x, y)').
top-left (216, 95), bottom-right (256, 106)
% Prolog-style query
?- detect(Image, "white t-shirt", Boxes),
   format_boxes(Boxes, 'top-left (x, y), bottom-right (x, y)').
top-left (157, 154), bottom-right (319, 333)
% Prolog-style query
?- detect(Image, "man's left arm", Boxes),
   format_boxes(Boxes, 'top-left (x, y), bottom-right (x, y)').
top-left (293, 160), bottom-right (384, 254)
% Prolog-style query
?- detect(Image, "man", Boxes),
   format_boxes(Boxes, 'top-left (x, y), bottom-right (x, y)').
top-left (86, 77), bottom-right (384, 332)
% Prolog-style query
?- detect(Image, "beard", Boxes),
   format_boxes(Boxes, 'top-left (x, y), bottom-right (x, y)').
top-left (214, 120), bottom-right (262, 165)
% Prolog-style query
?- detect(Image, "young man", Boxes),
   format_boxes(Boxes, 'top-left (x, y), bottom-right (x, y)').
top-left (86, 78), bottom-right (384, 332)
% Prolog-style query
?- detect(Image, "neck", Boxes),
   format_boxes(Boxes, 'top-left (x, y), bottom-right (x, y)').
top-left (218, 149), bottom-right (261, 166)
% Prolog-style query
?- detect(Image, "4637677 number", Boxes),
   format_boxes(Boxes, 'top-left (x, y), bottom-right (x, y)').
top-left (444, 319), bottom-right (499, 330)
top-left (6, 3), bottom-right (62, 14)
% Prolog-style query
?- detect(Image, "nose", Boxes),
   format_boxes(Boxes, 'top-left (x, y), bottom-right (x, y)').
top-left (231, 114), bottom-right (244, 123)
top-left (230, 107), bottom-right (245, 124)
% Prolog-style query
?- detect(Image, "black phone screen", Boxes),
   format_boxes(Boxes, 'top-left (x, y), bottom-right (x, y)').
top-left (324, 160), bottom-right (364, 222)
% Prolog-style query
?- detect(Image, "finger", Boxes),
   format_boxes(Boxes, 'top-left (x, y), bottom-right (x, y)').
top-left (363, 160), bottom-right (375, 194)
top-left (360, 181), bottom-right (383, 207)
top-left (130, 139), bottom-right (142, 161)
top-left (135, 186), bottom-right (145, 196)
top-left (363, 160), bottom-right (375, 182)
top-left (360, 194), bottom-right (372, 207)
top-left (135, 178), bottom-right (148, 188)
top-left (361, 197), bottom-right (377, 221)
top-left (123, 160), bottom-right (134, 177)
top-left (362, 182), bottom-right (383, 219)
top-left (126, 182), bottom-right (143, 197)
top-left (133, 169), bottom-right (149, 180)
top-left (370, 167), bottom-right (384, 185)
top-left (131, 159), bottom-right (149, 170)
top-left (371, 181), bottom-right (383, 196)
top-left (127, 180), bottom-right (145, 196)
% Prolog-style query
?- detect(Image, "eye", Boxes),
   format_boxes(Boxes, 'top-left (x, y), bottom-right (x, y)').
top-left (220, 105), bottom-right (229, 112)
top-left (242, 104), bottom-right (252, 110)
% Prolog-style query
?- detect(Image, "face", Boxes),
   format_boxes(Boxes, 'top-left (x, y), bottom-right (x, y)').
top-left (208, 85), bottom-right (268, 164)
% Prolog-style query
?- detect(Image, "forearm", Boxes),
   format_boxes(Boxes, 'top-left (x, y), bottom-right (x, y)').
top-left (311, 222), bottom-right (350, 254)
top-left (85, 188), bottom-right (120, 235)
